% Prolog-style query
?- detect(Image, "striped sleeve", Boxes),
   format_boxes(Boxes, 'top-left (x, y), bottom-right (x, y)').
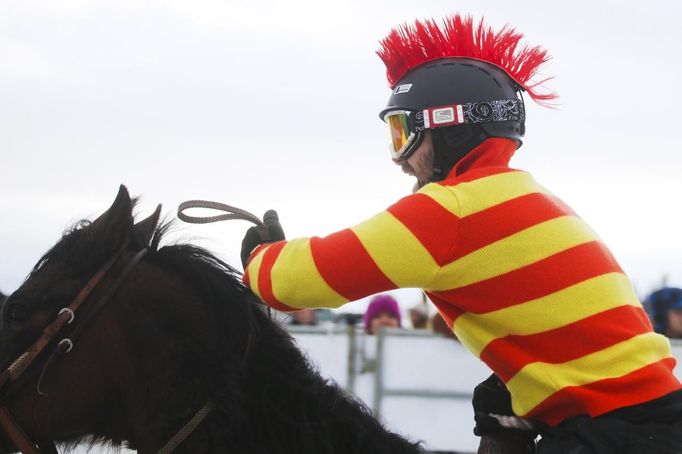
top-left (243, 184), bottom-right (462, 310)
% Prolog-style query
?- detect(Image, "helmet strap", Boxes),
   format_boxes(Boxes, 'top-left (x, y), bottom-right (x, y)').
top-left (430, 124), bottom-right (488, 181)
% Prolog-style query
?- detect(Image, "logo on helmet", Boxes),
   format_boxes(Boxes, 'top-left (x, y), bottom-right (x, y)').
top-left (433, 108), bottom-right (455, 124)
top-left (423, 104), bottom-right (465, 129)
top-left (394, 84), bottom-right (413, 94)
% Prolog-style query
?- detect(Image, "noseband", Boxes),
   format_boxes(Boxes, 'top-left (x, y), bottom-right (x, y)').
top-left (0, 244), bottom-right (212, 453)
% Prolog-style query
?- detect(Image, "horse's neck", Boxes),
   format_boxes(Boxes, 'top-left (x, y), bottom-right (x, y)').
top-left (124, 313), bottom-right (420, 454)
top-left (232, 320), bottom-right (422, 454)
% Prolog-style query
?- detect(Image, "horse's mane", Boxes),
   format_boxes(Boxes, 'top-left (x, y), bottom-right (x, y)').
top-left (145, 225), bottom-right (420, 453)
top-left (30, 220), bottom-right (96, 275)
top-left (27, 215), bottom-right (266, 367)
top-left (147, 221), bottom-right (265, 365)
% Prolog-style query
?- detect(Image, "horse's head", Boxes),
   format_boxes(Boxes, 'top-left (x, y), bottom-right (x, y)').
top-left (0, 186), bottom-right (256, 452)
top-left (0, 186), bottom-right (159, 449)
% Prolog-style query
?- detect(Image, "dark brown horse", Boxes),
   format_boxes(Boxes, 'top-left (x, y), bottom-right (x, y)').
top-left (0, 186), bottom-right (423, 454)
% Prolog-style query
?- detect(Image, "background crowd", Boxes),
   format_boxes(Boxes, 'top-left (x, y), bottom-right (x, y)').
top-left (1, 286), bottom-right (681, 340)
top-left (280, 292), bottom-right (459, 339)
top-left (280, 286), bottom-right (682, 341)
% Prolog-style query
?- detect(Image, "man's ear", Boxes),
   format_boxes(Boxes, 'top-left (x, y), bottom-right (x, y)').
top-left (133, 204), bottom-right (162, 248)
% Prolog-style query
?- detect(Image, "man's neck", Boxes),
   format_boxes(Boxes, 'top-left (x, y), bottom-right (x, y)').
top-left (449, 137), bottom-right (519, 177)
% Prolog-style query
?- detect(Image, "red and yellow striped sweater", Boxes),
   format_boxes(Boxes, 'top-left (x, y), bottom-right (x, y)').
top-left (243, 138), bottom-right (680, 426)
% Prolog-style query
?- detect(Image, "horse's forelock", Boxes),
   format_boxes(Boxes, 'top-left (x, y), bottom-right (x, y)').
top-left (29, 196), bottom-right (142, 279)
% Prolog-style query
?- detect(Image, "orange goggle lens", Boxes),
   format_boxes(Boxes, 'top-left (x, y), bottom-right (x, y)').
top-left (385, 110), bottom-right (417, 160)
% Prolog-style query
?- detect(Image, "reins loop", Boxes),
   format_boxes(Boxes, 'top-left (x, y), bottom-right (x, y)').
top-left (178, 200), bottom-right (263, 226)
top-left (176, 199), bottom-right (276, 317)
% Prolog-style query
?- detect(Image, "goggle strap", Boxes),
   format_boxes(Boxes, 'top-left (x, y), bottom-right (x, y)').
top-left (421, 99), bottom-right (524, 129)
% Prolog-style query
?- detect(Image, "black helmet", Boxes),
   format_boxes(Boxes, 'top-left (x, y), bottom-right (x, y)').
top-left (377, 14), bottom-right (555, 180)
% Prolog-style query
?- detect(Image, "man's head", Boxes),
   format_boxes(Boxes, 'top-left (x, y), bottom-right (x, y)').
top-left (364, 294), bottom-right (402, 334)
top-left (377, 14), bottom-right (556, 183)
top-left (646, 287), bottom-right (682, 337)
top-left (291, 308), bottom-right (317, 326)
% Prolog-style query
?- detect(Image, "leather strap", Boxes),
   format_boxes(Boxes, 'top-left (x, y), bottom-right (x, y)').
top-left (0, 243), bottom-right (144, 454)
top-left (155, 402), bottom-right (213, 454)
top-left (0, 407), bottom-right (39, 454)
top-left (6, 246), bottom-right (126, 383)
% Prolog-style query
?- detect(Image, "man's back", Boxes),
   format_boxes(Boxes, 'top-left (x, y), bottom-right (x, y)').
top-left (422, 139), bottom-right (680, 426)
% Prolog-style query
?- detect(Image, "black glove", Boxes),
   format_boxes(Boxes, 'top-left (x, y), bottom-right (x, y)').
top-left (473, 374), bottom-right (522, 435)
top-left (473, 374), bottom-right (537, 451)
top-left (241, 210), bottom-right (285, 268)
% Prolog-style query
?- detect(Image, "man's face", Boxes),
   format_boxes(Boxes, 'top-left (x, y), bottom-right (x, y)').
top-left (369, 312), bottom-right (400, 335)
top-left (293, 309), bottom-right (316, 325)
top-left (398, 131), bottom-right (435, 193)
top-left (667, 308), bottom-right (682, 338)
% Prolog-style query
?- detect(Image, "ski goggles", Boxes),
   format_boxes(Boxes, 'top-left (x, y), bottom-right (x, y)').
top-left (384, 110), bottom-right (424, 161)
top-left (382, 99), bottom-right (525, 161)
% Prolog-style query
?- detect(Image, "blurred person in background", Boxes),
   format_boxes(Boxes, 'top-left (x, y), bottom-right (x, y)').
top-left (363, 294), bottom-right (402, 335)
top-left (287, 308), bottom-right (336, 327)
top-left (431, 312), bottom-right (458, 341)
top-left (645, 287), bottom-right (682, 339)
top-left (408, 301), bottom-right (429, 330)
top-left (289, 308), bottom-right (318, 326)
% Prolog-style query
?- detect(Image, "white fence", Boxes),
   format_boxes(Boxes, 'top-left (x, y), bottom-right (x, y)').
top-left (289, 325), bottom-right (682, 454)
top-left (71, 327), bottom-right (682, 453)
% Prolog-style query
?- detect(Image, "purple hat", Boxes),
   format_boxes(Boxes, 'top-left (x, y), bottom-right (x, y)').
top-left (363, 294), bottom-right (402, 332)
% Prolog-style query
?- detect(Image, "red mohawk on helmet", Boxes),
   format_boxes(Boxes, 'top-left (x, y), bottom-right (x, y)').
top-left (377, 14), bottom-right (557, 105)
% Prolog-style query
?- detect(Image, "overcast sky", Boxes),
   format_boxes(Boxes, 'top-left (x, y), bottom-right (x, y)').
top-left (1, 0), bottom-right (680, 312)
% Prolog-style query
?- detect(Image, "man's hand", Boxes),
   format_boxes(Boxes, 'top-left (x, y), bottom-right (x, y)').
top-left (240, 210), bottom-right (285, 268)
top-left (473, 373), bottom-right (515, 436)
top-left (473, 374), bottom-right (537, 453)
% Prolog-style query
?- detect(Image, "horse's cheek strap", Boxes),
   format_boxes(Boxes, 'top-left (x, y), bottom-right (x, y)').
top-left (0, 407), bottom-right (40, 454)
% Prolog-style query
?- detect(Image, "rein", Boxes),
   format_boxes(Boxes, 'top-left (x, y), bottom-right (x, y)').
top-left (178, 200), bottom-right (264, 226)
top-left (0, 244), bottom-right (212, 454)
top-left (177, 199), bottom-right (275, 319)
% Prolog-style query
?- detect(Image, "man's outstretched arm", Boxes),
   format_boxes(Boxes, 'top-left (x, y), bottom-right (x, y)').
top-left (242, 184), bottom-right (461, 311)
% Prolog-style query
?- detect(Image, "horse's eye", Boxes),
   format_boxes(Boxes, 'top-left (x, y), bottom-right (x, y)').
top-left (6, 304), bottom-right (31, 324)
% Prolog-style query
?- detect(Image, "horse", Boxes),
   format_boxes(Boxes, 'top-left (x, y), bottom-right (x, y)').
top-left (0, 186), bottom-right (424, 454)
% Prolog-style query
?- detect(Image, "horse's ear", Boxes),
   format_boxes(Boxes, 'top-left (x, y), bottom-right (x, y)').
top-left (90, 185), bottom-right (135, 249)
top-left (134, 204), bottom-right (162, 248)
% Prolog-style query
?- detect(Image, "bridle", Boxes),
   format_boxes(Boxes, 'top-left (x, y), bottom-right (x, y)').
top-left (0, 243), bottom-right (212, 454)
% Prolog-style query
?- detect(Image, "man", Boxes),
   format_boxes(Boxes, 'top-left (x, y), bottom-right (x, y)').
top-left (646, 287), bottom-right (682, 339)
top-left (241, 14), bottom-right (682, 453)
top-left (288, 308), bottom-right (318, 326)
